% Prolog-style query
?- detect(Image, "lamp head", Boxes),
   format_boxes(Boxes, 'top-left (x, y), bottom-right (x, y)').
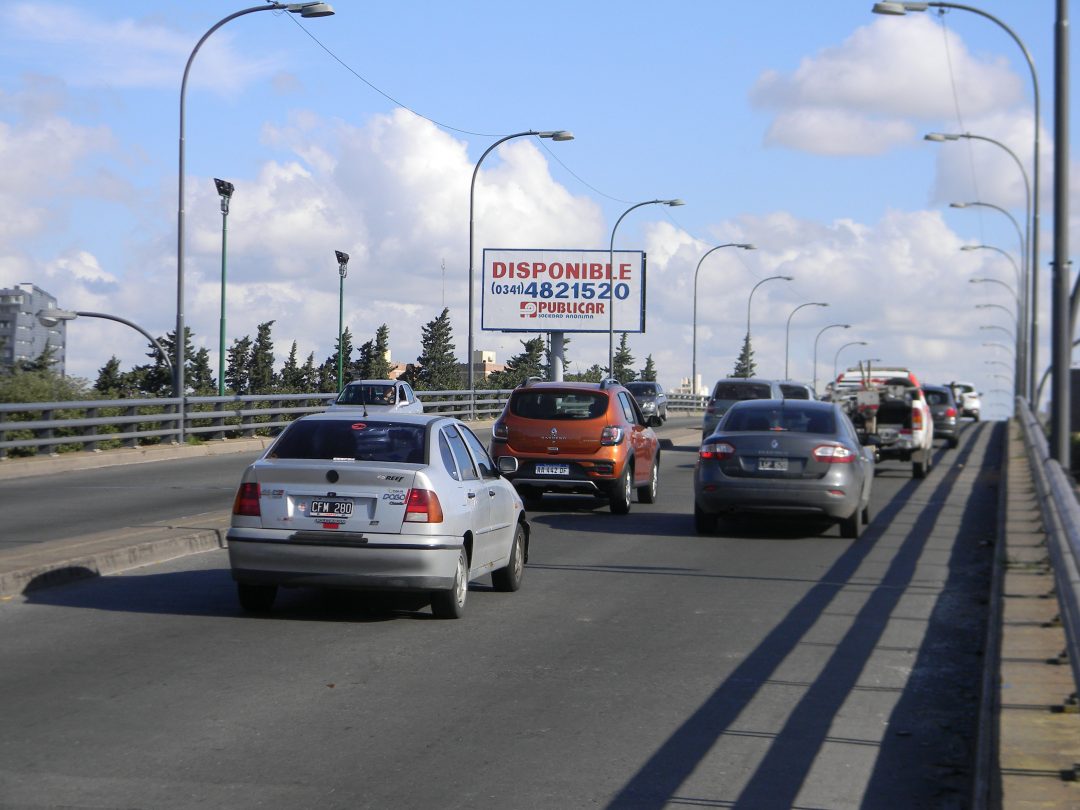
top-left (960, 245), bottom-right (980, 251)
top-left (949, 202), bottom-right (970, 209)
top-left (287, 2), bottom-right (335, 17)
top-left (335, 250), bottom-right (349, 278)
top-left (664, 199), bottom-right (685, 207)
top-left (737, 243), bottom-right (756, 250)
top-left (781, 275), bottom-right (794, 281)
top-left (814, 302), bottom-right (829, 307)
top-left (214, 178), bottom-right (234, 199)
top-left (871, 1), bottom-right (928, 13)
top-left (538, 130), bottom-right (574, 141)
top-left (36, 309), bottom-right (77, 328)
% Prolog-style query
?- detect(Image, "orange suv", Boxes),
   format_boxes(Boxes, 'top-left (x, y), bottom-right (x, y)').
top-left (490, 379), bottom-right (660, 513)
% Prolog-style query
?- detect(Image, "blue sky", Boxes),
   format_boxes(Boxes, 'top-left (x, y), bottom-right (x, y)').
top-left (1, 1), bottom-right (1074, 418)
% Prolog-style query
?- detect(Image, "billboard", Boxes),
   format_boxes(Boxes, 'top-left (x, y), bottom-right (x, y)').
top-left (481, 248), bottom-right (646, 333)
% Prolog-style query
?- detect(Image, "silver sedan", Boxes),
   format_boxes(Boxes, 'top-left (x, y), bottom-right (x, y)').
top-left (694, 399), bottom-right (874, 539)
top-left (228, 412), bottom-right (527, 618)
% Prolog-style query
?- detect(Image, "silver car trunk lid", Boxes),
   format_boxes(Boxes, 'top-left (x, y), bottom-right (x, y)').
top-left (720, 433), bottom-right (829, 479)
top-left (250, 459), bottom-right (418, 533)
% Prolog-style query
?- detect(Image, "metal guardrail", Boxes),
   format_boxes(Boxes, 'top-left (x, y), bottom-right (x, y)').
top-left (0, 388), bottom-right (707, 459)
top-left (1017, 398), bottom-right (1080, 699)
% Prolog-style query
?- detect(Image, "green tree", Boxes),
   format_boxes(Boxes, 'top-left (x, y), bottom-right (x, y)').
top-left (226, 335), bottom-right (253, 395)
top-left (566, 363), bottom-right (604, 383)
top-left (249, 321), bottom-right (277, 393)
top-left (641, 354), bottom-right (657, 382)
top-left (0, 367), bottom-right (90, 403)
top-left (354, 339), bottom-right (376, 380)
top-left (369, 324), bottom-right (394, 379)
top-left (189, 347), bottom-right (216, 394)
top-left (612, 333), bottom-right (636, 383)
top-left (19, 342), bottom-right (60, 374)
top-left (733, 333), bottom-right (756, 378)
top-left (489, 337), bottom-right (545, 389)
top-left (280, 342), bottom-right (305, 392)
top-left (301, 352), bottom-right (319, 393)
top-left (409, 308), bottom-right (459, 390)
top-left (94, 357), bottom-right (125, 395)
top-left (155, 328), bottom-right (196, 395)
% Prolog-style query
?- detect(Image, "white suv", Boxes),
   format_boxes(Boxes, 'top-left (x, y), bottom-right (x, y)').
top-left (949, 381), bottom-right (981, 421)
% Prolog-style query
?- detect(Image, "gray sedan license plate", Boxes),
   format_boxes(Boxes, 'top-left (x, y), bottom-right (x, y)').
top-left (310, 498), bottom-right (353, 518)
top-left (758, 457), bottom-right (789, 471)
top-left (536, 463), bottom-right (569, 475)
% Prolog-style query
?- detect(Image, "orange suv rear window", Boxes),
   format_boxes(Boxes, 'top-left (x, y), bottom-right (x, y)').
top-left (509, 391), bottom-right (608, 421)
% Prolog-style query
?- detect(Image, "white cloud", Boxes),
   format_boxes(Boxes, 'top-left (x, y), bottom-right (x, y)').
top-left (751, 16), bottom-right (1025, 156)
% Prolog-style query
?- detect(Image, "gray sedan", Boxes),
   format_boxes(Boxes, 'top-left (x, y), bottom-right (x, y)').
top-left (228, 412), bottom-right (528, 619)
top-left (694, 399), bottom-right (874, 539)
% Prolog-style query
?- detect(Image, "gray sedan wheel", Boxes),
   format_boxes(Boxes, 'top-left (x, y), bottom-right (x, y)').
top-left (432, 548), bottom-right (468, 619)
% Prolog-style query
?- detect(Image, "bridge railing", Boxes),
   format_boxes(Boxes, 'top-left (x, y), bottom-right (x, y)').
top-left (1017, 398), bottom-right (1080, 699)
top-left (0, 388), bottom-right (708, 459)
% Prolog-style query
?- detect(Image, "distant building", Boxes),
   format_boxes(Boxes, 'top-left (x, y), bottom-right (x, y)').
top-left (457, 349), bottom-right (506, 385)
top-left (0, 283), bottom-right (64, 374)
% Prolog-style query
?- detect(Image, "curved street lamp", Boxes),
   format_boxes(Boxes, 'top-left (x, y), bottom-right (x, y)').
top-left (975, 302), bottom-right (1018, 327)
top-left (980, 324), bottom-right (1016, 341)
top-left (874, 0), bottom-right (1041, 412)
top-left (784, 302), bottom-right (828, 380)
top-left (833, 340), bottom-right (869, 384)
top-left (812, 323), bottom-right (851, 394)
top-left (982, 341), bottom-right (1015, 357)
top-left (608, 198), bottom-right (684, 377)
top-left (746, 275), bottom-right (793, 341)
top-left (970, 277), bottom-right (1020, 307)
top-left (176, 2), bottom-right (335, 442)
top-left (691, 242), bottom-right (755, 395)
top-left (467, 130), bottom-right (573, 409)
top-left (961, 244), bottom-right (1022, 289)
top-left (36, 309), bottom-right (174, 376)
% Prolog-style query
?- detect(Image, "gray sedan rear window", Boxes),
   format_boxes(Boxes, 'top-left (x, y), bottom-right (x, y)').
top-left (712, 382), bottom-right (772, 400)
top-left (724, 406), bottom-right (835, 434)
top-left (270, 420), bottom-right (425, 463)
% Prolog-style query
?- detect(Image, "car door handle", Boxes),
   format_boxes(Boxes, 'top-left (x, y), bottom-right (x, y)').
top-left (488, 489), bottom-right (497, 498)
top-left (467, 491), bottom-right (476, 499)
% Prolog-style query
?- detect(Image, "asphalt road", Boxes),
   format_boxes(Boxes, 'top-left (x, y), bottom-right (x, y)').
top-left (0, 417), bottom-right (998, 809)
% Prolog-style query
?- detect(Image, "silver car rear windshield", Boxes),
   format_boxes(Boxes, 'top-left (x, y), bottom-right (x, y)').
top-left (724, 405), bottom-right (835, 434)
top-left (510, 391), bottom-right (607, 420)
top-left (270, 420), bottom-right (426, 463)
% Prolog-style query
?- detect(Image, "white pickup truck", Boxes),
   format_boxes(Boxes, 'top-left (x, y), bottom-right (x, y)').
top-left (832, 365), bottom-right (935, 479)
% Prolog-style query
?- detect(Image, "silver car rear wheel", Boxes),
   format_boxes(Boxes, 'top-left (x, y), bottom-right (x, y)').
top-left (432, 548), bottom-right (468, 619)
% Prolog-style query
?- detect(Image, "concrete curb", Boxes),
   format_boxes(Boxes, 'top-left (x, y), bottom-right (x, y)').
top-left (1, 517), bottom-right (230, 598)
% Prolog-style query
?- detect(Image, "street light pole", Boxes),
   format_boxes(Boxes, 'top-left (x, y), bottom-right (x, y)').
top-left (176, 2), bottom-right (334, 442)
top-left (36, 310), bottom-right (174, 377)
top-left (608, 198), bottom-right (684, 377)
top-left (951, 200), bottom-right (1028, 394)
top-left (691, 242), bottom-right (755, 396)
top-left (335, 250), bottom-right (349, 392)
top-left (467, 130), bottom-right (573, 412)
top-left (742, 275), bottom-right (793, 376)
top-left (875, 1), bottom-right (1041, 403)
top-left (784, 302), bottom-right (828, 380)
top-left (833, 341), bottom-right (869, 384)
top-left (812, 323), bottom-right (851, 395)
top-left (961, 244), bottom-right (1022, 289)
top-left (214, 178), bottom-right (234, 396)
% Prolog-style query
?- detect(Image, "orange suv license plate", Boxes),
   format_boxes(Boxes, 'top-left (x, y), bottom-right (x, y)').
top-left (536, 464), bottom-right (569, 475)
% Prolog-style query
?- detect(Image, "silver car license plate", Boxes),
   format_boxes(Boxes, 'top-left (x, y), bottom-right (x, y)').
top-left (536, 463), bottom-right (569, 475)
top-left (758, 457), bottom-right (789, 471)
top-left (310, 498), bottom-right (354, 518)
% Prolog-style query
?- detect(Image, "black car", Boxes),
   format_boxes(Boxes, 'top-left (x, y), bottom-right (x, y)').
top-left (625, 381), bottom-right (668, 426)
top-left (924, 384), bottom-right (960, 448)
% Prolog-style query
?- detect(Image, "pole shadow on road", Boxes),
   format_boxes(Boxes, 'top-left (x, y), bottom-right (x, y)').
top-left (605, 421), bottom-right (1000, 810)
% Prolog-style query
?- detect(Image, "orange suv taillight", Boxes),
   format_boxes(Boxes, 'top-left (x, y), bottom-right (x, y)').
top-left (233, 483), bottom-right (261, 516)
top-left (405, 489), bottom-right (444, 523)
top-left (600, 426), bottom-right (624, 446)
top-left (492, 420), bottom-right (508, 440)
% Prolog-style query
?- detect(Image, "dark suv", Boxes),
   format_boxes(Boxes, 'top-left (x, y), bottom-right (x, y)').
top-left (490, 379), bottom-right (661, 513)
